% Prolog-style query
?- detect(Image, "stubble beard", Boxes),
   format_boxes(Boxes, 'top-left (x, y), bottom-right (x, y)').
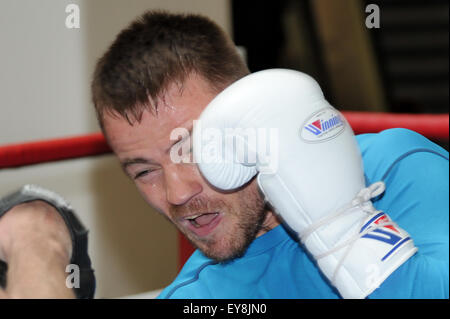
top-left (171, 184), bottom-right (268, 263)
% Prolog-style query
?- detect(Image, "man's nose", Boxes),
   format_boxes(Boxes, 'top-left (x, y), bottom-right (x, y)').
top-left (164, 164), bottom-right (202, 206)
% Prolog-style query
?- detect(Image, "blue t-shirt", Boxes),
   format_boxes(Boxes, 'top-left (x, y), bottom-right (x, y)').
top-left (158, 128), bottom-right (449, 299)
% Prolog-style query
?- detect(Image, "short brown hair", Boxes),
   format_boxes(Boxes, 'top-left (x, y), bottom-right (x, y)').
top-left (91, 10), bottom-right (249, 128)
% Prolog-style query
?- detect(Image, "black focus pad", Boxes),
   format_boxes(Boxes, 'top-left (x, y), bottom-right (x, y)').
top-left (0, 260), bottom-right (6, 289)
top-left (0, 185), bottom-right (96, 299)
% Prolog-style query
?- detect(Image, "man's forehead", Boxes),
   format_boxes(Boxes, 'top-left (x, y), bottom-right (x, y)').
top-left (103, 104), bottom-right (197, 142)
top-left (103, 73), bottom-right (219, 147)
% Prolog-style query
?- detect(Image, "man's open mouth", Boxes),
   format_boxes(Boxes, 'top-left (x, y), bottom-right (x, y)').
top-left (184, 212), bottom-right (222, 237)
top-left (185, 212), bottom-right (219, 227)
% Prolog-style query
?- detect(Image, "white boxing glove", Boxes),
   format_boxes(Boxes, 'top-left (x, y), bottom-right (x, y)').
top-left (193, 69), bottom-right (418, 299)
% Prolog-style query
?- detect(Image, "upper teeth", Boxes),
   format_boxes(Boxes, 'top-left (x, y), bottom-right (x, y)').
top-left (186, 214), bottom-right (202, 220)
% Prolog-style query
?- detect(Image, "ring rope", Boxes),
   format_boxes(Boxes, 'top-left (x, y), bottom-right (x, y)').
top-left (0, 112), bottom-right (447, 170)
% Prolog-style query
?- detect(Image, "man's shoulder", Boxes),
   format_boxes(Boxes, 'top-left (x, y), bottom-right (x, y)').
top-left (157, 249), bottom-right (216, 299)
top-left (356, 128), bottom-right (448, 182)
top-left (356, 128), bottom-right (447, 158)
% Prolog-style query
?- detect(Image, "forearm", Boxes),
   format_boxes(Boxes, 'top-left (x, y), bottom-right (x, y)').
top-left (0, 200), bottom-right (75, 299)
top-left (5, 240), bottom-right (75, 299)
top-left (1, 186), bottom-right (96, 299)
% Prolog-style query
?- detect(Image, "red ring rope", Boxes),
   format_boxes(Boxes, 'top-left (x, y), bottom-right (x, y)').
top-left (0, 133), bottom-right (111, 169)
top-left (343, 112), bottom-right (449, 139)
top-left (0, 112), bottom-right (447, 169)
top-left (0, 111), bottom-right (448, 269)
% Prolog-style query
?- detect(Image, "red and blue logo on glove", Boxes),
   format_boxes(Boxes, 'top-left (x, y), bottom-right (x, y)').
top-left (360, 212), bottom-right (412, 261)
top-left (301, 108), bottom-right (345, 143)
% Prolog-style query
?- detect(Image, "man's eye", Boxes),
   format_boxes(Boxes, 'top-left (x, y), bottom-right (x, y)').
top-left (134, 170), bottom-right (151, 180)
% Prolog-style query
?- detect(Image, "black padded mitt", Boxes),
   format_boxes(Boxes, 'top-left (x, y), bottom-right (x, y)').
top-left (0, 185), bottom-right (96, 299)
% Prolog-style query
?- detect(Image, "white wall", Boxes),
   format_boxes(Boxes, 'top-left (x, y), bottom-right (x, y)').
top-left (0, 0), bottom-right (231, 298)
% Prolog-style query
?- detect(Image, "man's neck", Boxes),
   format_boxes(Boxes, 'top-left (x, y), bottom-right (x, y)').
top-left (256, 210), bottom-right (281, 237)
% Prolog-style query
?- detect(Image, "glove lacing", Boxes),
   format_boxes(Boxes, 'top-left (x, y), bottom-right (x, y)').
top-left (298, 181), bottom-right (396, 286)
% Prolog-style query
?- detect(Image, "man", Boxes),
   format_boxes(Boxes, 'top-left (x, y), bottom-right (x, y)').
top-left (91, 11), bottom-right (449, 298)
top-left (0, 10), bottom-right (448, 298)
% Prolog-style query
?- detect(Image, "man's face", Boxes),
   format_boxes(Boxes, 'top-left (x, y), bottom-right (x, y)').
top-left (103, 74), bottom-right (276, 262)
